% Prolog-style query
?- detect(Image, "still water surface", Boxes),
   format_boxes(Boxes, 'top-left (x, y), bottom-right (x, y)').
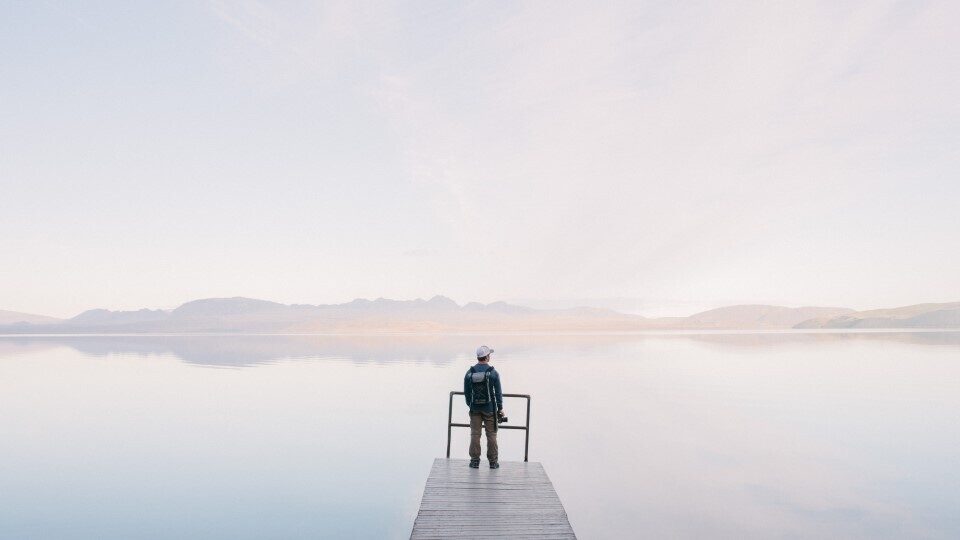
top-left (1, 332), bottom-right (958, 539)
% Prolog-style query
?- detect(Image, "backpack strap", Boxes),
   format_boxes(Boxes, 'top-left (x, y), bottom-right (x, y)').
top-left (486, 368), bottom-right (494, 407)
top-left (466, 366), bottom-right (474, 406)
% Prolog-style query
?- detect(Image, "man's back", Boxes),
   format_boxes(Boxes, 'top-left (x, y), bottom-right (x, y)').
top-left (464, 362), bottom-right (502, 414)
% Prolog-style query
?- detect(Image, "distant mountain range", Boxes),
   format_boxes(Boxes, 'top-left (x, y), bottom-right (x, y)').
top-left (0, 297), bottom-right (957, 333)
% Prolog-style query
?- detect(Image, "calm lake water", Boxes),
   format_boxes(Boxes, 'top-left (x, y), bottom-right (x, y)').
top-left (1, 332), bottom-right (958, 539)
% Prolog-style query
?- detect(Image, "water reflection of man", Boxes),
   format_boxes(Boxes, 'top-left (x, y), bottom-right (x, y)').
top-left (464, 345), bottom-right (504, 469)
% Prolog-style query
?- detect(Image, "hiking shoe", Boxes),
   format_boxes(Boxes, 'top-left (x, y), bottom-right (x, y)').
top-left (469, 458), bottom-right (480, 468)
top-left (489, 461), bottom-right (500, 469)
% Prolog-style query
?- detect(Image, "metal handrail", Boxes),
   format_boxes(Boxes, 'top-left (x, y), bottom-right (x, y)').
top-left (446, 391), bottom-right (532, 462)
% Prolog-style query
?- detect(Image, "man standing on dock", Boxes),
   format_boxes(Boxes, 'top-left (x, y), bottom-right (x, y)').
top-left (464, 345), bottom-right (504, 469)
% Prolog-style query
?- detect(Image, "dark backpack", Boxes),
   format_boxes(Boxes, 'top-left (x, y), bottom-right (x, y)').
top-left (469, 366), bottom-right (494, 407)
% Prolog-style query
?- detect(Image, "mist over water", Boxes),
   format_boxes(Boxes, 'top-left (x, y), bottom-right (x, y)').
top-left (1, 332), bottom-right (958, 539)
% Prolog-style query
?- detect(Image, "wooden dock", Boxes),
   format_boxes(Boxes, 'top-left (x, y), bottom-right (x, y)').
top-left (411, 458), bottom-right (576, 539)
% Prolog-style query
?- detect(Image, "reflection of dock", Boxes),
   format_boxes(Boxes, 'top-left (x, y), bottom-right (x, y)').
top-left (411, 458), bottom-right (576, 539)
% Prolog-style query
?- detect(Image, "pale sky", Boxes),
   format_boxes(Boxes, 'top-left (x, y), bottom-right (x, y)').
top-left (2, 1), bottom-right (958, 318)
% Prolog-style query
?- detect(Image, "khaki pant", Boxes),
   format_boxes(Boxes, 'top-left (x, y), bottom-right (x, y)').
top-left (469, 411), bottom-right (498, 462)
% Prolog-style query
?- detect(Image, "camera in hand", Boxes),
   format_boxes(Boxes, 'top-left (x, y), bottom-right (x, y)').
top-left (497, 411), bottom-right (508, 423)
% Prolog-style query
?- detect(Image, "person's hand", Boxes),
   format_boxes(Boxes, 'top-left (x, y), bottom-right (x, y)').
top-left (498, 409), bottom-right (505, 416)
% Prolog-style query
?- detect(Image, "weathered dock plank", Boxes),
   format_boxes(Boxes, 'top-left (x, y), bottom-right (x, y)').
top-left (411, 458), bottom-right (576, 539)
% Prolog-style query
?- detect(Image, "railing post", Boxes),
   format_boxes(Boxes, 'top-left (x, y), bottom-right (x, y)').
top-left (524, 396), bottom-right (531, 462)
top-left (446, 392), bottom-right (454, 458)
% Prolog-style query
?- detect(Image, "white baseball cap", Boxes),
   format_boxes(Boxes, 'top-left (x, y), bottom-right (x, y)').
top-left (476, 345), bottom-right (494, 358)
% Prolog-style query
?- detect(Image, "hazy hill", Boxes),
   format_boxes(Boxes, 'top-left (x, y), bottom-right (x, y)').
top-left (795, 302), bottom-right (960, 329)
top-left (71, 308), bottom-right (168, 325)
top-left (171, 297), bottom-right (286, 317)
top-left (679, 305), bottom-right (854, 329)
top-left (0, 309), bottom-right (63, 325)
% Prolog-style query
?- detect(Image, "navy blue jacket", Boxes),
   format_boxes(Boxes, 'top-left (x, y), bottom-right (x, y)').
top-left (463, 363), bottom-right (503, 413)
